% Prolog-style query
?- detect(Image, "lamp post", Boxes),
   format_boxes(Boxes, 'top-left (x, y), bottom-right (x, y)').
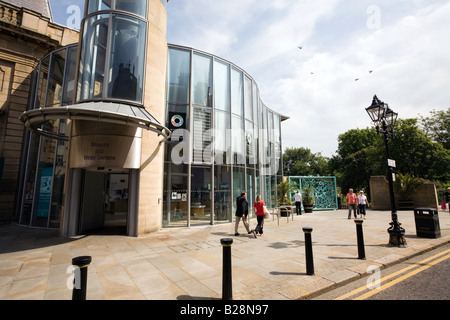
top-left (366, 95), bottom-right (407, 247)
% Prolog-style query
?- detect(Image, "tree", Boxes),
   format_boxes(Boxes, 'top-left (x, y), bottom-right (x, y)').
top-left (329, 128), bottom-right (382, 197)
top-left (419, 108), bottom-right (450, 150)
top-left (389, 119), bottom-right (450, 183)
top-left (282, 147), bottom-right (330, 176)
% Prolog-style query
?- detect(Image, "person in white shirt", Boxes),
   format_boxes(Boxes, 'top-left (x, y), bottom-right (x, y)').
top-left (294, 190), bottom-right (302, 215)
top-left (357, 190), bottom-right (368, 219)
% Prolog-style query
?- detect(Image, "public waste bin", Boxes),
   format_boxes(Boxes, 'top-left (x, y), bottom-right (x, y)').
top-left (413, 208), bottom-right (441, 238)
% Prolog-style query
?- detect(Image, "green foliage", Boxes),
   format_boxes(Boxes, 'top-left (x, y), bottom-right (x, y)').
top-left (277, 180), bottom-right (296, 205)
top-left (301, 186), bottom-right (316, 205)
top-left (283, 147), bottom-right (330, 176)
top-left (394, 173), bottom-right (424, 200)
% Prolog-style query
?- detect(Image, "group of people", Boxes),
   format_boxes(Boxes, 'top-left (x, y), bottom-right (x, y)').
top-left (235, 191), bottom-right (266, 238)
top-left (235, 186), bottom-right (450, 237)
top-left (346, 188), bottom-right (368, 219)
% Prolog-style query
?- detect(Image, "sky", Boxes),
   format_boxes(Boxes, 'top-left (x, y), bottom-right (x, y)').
top-left (49, 0), bottom-right (450, 158)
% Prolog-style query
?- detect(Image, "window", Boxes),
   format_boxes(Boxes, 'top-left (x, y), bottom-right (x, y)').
top-left (214, 60), bottom-right (230, 112)
top-left (167, 48), bottom-right (190, 104)
top-left (192, 53), bottom-right (212, 107)
top-left (231, 67), bottom-right (243, 116)
top-left (77, 13), bottom-right (147, 104)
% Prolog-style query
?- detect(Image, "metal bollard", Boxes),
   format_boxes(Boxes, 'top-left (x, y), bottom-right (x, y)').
top-left (302, 227), bottom-right (314, 276)
top-left (71, 256), bottom-right (92, 300)
top-left (355, 219), bottom-right (366, 260)
top-left (221, 238), bottom-right (233, 300)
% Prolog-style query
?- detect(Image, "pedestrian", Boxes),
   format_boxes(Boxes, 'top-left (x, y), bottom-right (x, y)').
top-left (445, 187), bottom-right (450, 213)
top-left (235, 191), bottom-right (256, 238)
top-left (253, 194), bottom-right (266, 236)
top-left (357, 190), bottom-right (368, 219)
top-left (346, 188), bottom-right (357, 219)
top-left (294, 189), bottom-right (302, 215)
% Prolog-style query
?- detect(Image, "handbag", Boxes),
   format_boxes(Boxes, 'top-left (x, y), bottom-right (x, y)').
top-left (264, 206), bottom-right (271, 220)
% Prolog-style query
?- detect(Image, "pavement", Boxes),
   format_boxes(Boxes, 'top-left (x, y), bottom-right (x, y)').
top-left (0, 209), bottom-right (449, 300)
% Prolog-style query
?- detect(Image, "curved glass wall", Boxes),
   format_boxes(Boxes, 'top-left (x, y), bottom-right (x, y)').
top-left (77, 3), bottom-right (147, 104)
top-left (17, 45), bottom-right (78, 228)
top-left (163, 45), bottom-right (284, 227)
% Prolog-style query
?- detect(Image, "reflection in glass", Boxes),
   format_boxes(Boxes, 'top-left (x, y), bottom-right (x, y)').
top-left (192, 53), bottom-right (212, 107)
top-left (232, 166), bottom-right (245, 214)
top-left (214, 60), bottom-right (230, 112)
top-left (36, 55), bottom-right (49, 108)
top-left (108, 15), bottom-right (146, 102)
top-left (231, 67), bottom-right (243, 116)
top-left (87, 0), bottom-right (147, 18)
top-left (214, 110), bottom-right (230, 165)
top-left (232, 114), bottom-right (244, 165)
top-left (244, 76), bottom-right (253, 120)
top-left (190, 166), bottom-right (212, 225)
top-left (77, 14), bottom-right (109, 101)
top-left (214, 165), bottom-right (231, 222)
top-left (62, 46), bottom-right (78, 105)
top-left (45, 50), bottom-right (66, 107)
top-left (163, 163), bottom-right (188, 227)
top-left (167, 48), bottom-right (190, 104)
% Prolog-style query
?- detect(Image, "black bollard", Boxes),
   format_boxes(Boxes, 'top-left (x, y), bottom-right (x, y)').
top-left (71, 256), bottom-right (92, 300)
top-left (355, 219), bottom-right (366, 260)
top-left (221, 238), bottom-right (233, 300)
top-left (302, 227), bottom-right (314, 276)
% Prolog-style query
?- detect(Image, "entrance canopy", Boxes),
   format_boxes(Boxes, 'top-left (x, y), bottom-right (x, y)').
top-left (20, 101), bottom-right (171, 142)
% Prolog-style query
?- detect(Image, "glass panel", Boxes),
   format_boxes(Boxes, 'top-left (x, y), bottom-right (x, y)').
top-left (165, 102), bottom-right (189, 164)
top-left (167, 48), bottom-right (190, 104)
top-left (87, 0), bottom-right (111, 14)
top-left (192, 106), bottom-right (212, 165)
top-left (115, 0), bottom-right (147, 17)
top-left (49, 129), bottom-right (67, 228)
top-left (214, 165), bottom-right (231, 223)
top-left (231, 67), bottom-right (243, 116)
top-left (62, 46), bottom-right (78, 105)
top-left (36, 55), bottom-right (49, 108)
top-left (163, 163), bottom-right (189, 227)
top-left (265, 176), bottom-right (271, 208)
top-left (32, 120), bottom-right (59, 227)
top-left (214, 110), bottom-right (230, 165)
top-left (232, 166), bottom-right (245, 214)
top-left (246, 168), bottom-right (255, 218)
top-left (244, 76), bottom-right (253, 120)
top-left (245, 119), bottom-right (255, 167)
top-left (77, 14), bottom-right (109, 101)
top-left (213, 60), bottom-right (230, 112)
top-left (45, 50), bottom-right (66, 107)
top-left (232, 114), bottom-right (244, 165)
top-left (20, 132), bottom-right (40, 225)
top-left (107, 14), bottom-right (146, 102)
top-left (190, 166), bottom-right (212, 225)
top-left (192, 53), bottom-right (212, 107)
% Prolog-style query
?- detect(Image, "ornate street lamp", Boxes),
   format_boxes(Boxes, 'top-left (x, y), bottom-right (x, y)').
top-left (366, 95), bottom-right (406, 247)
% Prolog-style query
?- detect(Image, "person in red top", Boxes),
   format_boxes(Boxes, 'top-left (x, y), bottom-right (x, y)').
top-left (253, 194), bottom-right (266, 236)
top-left (346, 188), bottom-right (357, 219)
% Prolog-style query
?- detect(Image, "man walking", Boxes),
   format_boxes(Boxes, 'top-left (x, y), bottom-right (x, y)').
top-left (346, 188), bottom-right (357, 219)
top-left (235, 191), bottom-right (256, 238)
top-left (294, 189), bottom-right (302, 215)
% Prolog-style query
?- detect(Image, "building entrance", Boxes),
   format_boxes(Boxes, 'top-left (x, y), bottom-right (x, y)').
top-left (80, 169), bottom-right (130, 235)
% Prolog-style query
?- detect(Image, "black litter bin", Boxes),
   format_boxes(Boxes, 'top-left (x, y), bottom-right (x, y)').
top-left (413, 208), bottom-right (441, 238)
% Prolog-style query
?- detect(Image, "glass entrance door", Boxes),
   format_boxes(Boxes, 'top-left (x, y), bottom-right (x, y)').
top-left (190, 166), bottom-right (212, 225)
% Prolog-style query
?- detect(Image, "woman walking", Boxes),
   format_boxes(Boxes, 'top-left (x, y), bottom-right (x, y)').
top-left (253, 194), bottom-right (266, 236)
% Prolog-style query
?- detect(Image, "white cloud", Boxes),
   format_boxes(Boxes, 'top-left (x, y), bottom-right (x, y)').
top-left (165, 1), bottom-right (450, 158)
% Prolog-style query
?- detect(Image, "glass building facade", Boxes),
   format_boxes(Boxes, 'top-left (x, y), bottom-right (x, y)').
top-left (163, 45), bottom-right (284, 228)
top-left (15, 1), bottom-right (286, 234)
